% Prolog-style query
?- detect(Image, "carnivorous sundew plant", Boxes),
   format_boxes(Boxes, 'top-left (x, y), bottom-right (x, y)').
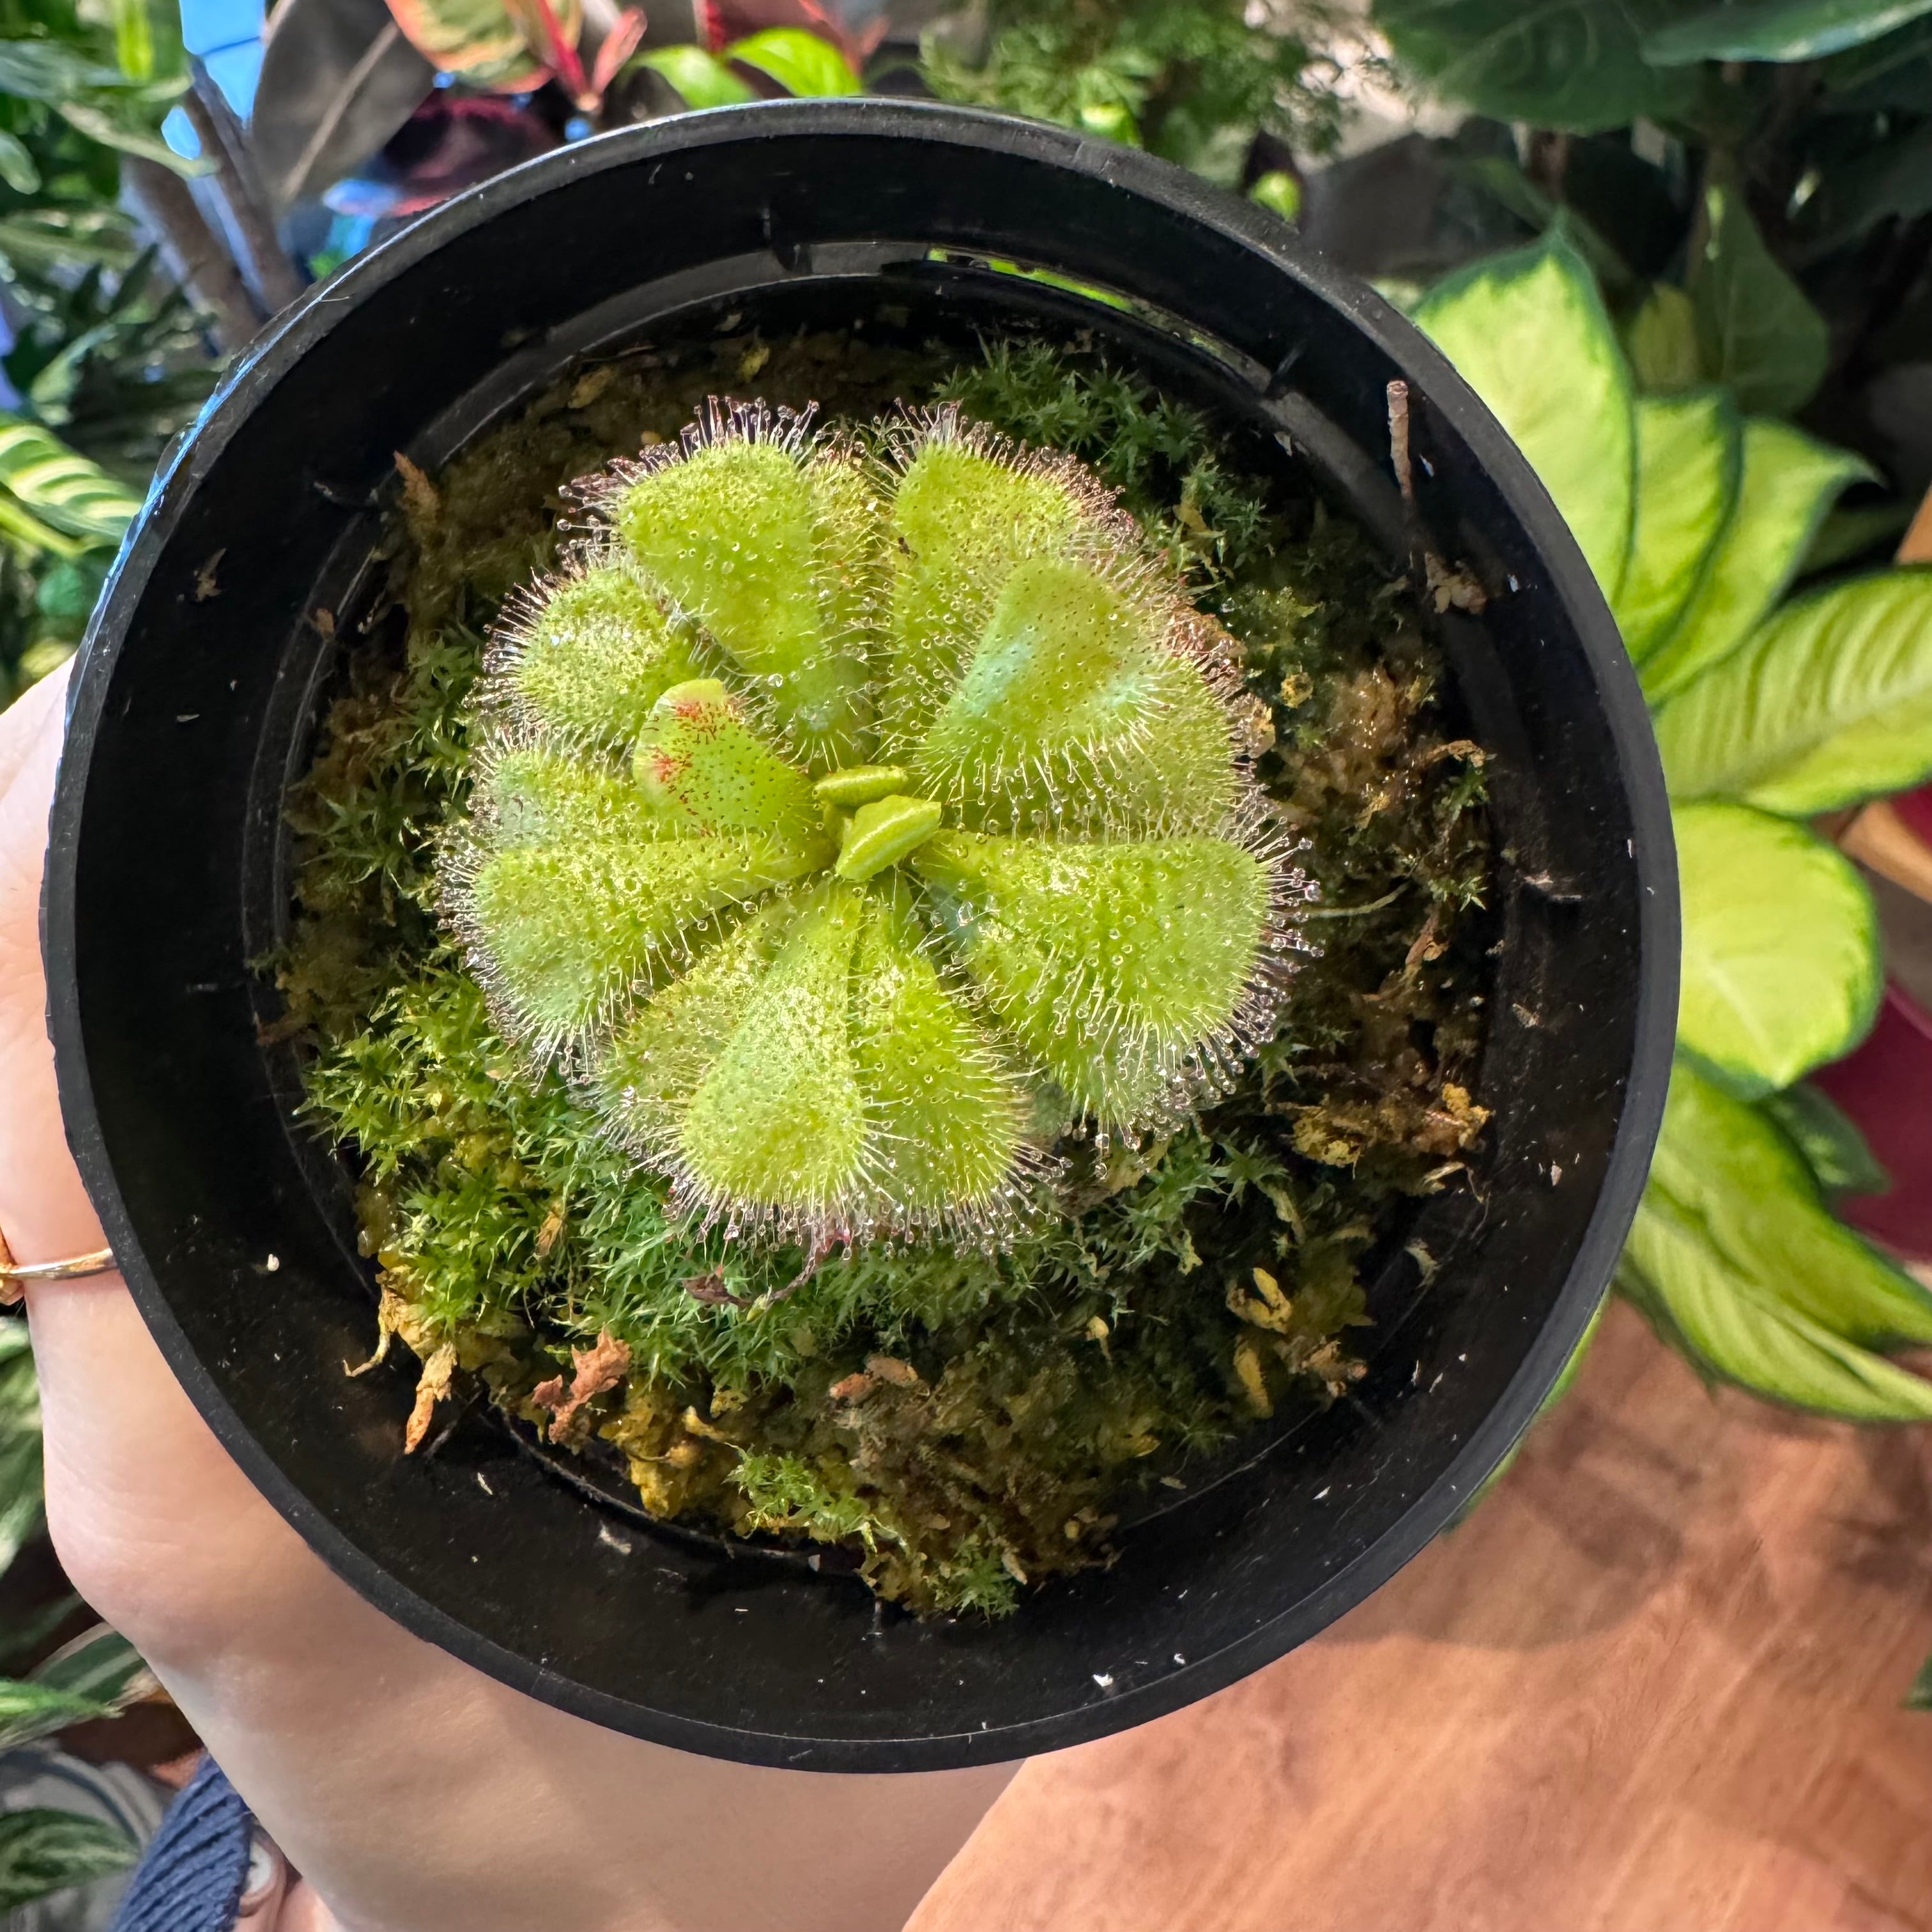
top-left (283, 329), bottom-right (1495, 1614)
top-left (443, 400), bottom-right (1304, 1247)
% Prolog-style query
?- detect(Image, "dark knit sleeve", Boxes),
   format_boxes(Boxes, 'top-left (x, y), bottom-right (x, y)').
top-left (107, 1754), bottom-right (254, 1932)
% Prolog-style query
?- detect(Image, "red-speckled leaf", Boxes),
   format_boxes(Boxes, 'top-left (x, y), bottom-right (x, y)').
top-left (383, 0), bottom-right (577, 89)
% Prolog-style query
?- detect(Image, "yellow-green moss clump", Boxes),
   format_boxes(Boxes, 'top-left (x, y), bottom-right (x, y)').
top-left (280, 330), bottom-right (1492, 1615)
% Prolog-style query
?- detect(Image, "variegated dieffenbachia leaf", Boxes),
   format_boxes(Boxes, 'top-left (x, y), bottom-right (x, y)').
top-left (1646, 1059), bottom-right (1932, 1355)
top-left (1654, 569), bottom-right (1932, 813)
top-left (1638, 418), bottom-right (1872, 703)
top-left (1616, 390), bottom-right (1739, 663)
top-left (1414, 231), bottom-right (1635, 599)
top-left (1674, 800), bottom-right (1880, 1096)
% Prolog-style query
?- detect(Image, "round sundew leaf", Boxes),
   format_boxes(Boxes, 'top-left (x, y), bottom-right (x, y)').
top-left (881, 437), bottom-right (1089, 747)
top-left (509, 565), bottom-right (704, 744)
top-left (913, 555), bottom-right (1167, 797)
top-left (802, 440), bottom-right (884, 652)
top-left (1615, 391), bottom-right (1740, 666)
top-left (677, 885), bottom-right (870, 1218)
top-left (1075, 659), bottom-right (1241, 838)
top-left (599, 895), bottom-right (802, 1156)
top-left (914, 831), bottom-right (1271, 1124)
top-left (469, 832), bottom-right (824, 1041)
top-left (477, 747), bottom-right (668, 850)
top-left (848, 885), bottom-right (1027, 1219)
top-left (613, 438), bottom-right (870, 763)
top-left (942, 652), bottom-right (1240, 839)
top-left (632, 679), bottom-right (824, 843)
top-left (910, 546), bottom-right (1239, 839)
top-left (1675, 801), bottom-right (1880, 1096)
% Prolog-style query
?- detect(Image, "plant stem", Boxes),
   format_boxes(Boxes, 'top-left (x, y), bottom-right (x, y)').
top-left (119, 155), bottom-right (260, 354)
top-left (183, 70), bottom-right (305, 319)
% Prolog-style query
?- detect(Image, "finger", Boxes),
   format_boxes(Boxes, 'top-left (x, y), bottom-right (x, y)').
top-left (0, 660), bottom-right (103, 1262)
top-left (0, 659), bottom-right (69, 806)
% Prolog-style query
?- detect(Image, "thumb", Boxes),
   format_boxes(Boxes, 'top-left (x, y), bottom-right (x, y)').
top-left (0, 661), bottom-right (109, 1265)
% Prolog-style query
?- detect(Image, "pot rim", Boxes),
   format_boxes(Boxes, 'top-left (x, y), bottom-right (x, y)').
top-left (45, 97), bottom-right (1680, 1768)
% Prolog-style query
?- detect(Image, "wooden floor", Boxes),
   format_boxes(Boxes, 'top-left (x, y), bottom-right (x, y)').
top-left (913, 1301), bottom-right (1932, 1932)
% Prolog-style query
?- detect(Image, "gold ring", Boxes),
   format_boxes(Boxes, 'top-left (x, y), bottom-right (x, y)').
top-left (0, 1230), bottom-right (118, 1302)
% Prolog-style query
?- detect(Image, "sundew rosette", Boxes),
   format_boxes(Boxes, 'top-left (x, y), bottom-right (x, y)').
top-left (440, 398), bottom-right (1310, 1244)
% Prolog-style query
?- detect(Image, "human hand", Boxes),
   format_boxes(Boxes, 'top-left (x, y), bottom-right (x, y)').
top-left (0, 664), bottom-right (1016, 1932)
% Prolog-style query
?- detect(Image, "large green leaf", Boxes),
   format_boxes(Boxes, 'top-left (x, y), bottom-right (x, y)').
top-left (0, 413), bottom-right (142, 558)
top-left (1639, 419), bottom-right (1871, 703)
top-left (1655, 569), bottom-right (1932, 811)
top-left (0, 1678), bottom-right (119, 1753)
top-left (31, 1626), bottom-right (153, 1715)
top-left (0, 1322), bottom-right (42, 1577)
top-left (1762, 1082), bottom-right (1889, 1195)
top-left (1623, 282), bottom-right (1705, 393)
top-left (1616, 391), bottom-right (1740, 662)
top-left (1691, 187), bottom-right (1830, 417)
top-left (724, 27), bottom-right (859, 96)
top-left (54, 98), bottom-right (193, 169)
top-left (0, 1809), bottom-right (136, 1912)
top-left (1819, 9), bottom-right (1932, 85)
top-left (1414, 234), bottom-right (1634, 598)
top-left (1625, 1190), bottom-right (1932, 1420)
top-left (1674, 801), bottom-right (1879, 1094)
top-left (1650, 1059), bottom-right (1932, 1347)
top-left (0, 1597), bottom-right (82, 1672)
top-left (0, 132), bottom-right (38, 195)
top-left (0, 1630), bottom-right (153, 1755)
top-left (631, 45), bottom-right (756, 107)
top-left (1643, 0), bottom-right (1932, 62)
top-left (1374, 0), bottom-right (1697, 133)
top-left (0, 40), bottom-right (128, 100)
top-left (0, 210), bottom-right (138, 278)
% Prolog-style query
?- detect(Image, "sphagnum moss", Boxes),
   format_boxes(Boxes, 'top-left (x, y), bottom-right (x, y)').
top-left (280, 329), bottom-right (1493, 1616)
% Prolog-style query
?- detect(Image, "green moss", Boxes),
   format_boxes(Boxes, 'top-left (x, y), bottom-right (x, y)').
top-left (277, 326), bottom-right (1492, 1616)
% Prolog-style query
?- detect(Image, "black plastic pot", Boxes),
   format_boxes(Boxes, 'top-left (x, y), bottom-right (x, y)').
top-left (45, 100), bottom-right (1676, 1772)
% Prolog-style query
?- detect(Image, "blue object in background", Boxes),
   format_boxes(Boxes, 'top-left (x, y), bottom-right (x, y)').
top-left (176, 0), bottom-right (265, 116)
